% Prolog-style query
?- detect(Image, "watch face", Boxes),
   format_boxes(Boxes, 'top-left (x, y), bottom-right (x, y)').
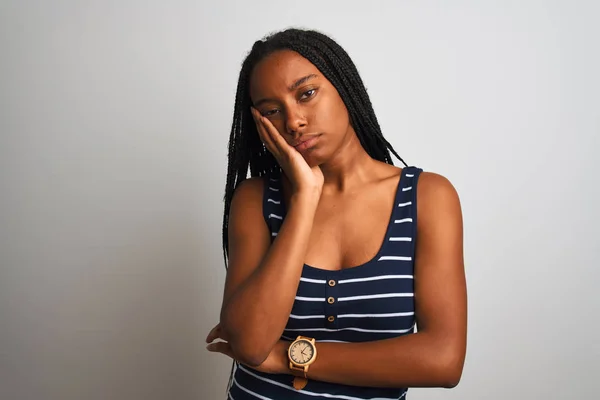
top-left (289, 339), bottom-right (315, 365)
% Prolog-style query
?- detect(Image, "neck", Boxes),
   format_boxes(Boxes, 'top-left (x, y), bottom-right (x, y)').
top-left (318, 132), bottom-right (380, 193)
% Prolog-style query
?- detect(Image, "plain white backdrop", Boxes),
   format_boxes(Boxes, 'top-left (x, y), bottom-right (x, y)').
top-left (1, 1), bottom-right (598, 399)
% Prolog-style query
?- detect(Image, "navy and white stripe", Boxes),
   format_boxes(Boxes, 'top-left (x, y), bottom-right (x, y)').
top-left (230, 166), bottom-right (422, 400)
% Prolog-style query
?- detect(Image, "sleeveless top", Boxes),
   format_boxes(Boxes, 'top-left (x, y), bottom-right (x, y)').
top-left (227, 166), bottom-right (423, 400)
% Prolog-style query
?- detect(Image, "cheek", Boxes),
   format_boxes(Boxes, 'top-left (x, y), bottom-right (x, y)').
top-left (314, 95), bottom-right (349, 133)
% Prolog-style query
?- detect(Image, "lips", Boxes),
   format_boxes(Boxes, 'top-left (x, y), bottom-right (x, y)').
top-left (292, 134), bottom-right (321, 151)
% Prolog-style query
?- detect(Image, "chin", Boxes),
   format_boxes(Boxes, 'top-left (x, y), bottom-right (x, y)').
top-left (302, 150), bottom-right (326, 168)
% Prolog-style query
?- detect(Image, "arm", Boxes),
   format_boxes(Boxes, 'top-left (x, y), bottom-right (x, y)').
top-left (219, 178), bottom-right (320, 366)
top-left (278, 172), bottom-right (467, 388)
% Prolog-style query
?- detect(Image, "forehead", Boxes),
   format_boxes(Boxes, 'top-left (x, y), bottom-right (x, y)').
top-left (249, 50), bottom-right (321, 97)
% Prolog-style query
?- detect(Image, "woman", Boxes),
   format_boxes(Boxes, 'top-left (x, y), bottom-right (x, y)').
top-left (206, 28), bottom-right (467, 399)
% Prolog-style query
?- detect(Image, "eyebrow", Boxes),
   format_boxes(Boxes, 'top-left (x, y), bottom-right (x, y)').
top-left (288, 73), bottom-right (318, 91)
top-left (254, 74), bottom-right (319, 107)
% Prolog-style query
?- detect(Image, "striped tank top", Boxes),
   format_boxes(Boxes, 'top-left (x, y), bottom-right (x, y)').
top-left (227, 166), bottom-right (423, 400)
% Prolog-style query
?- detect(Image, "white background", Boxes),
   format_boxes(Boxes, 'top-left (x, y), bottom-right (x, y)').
top-left (1, 1), bottom-right (598, 399)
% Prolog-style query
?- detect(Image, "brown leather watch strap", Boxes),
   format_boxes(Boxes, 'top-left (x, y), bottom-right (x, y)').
top-left (289, 363), bottom-right (307, 378)
top-left (293, 376), bottom-right (308, 390)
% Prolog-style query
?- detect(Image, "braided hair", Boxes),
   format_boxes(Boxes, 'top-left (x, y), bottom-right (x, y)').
top-left (222, 28), bottom-right (407, 268)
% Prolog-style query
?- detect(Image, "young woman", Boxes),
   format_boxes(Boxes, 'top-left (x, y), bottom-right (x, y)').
top-left (206, 28), bottom-right (467, 399)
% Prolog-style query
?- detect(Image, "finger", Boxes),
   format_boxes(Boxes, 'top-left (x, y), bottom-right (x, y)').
top-left (259, 114), bottom-right (298, 158)
top-left (250, 107), bottom-right (283, 159)
top-left (251, 108), bottom-right (278, 156)
top-left (205, 324), bottom-right (222, 343)
top-left (206, 341), bottom-right (235, 359)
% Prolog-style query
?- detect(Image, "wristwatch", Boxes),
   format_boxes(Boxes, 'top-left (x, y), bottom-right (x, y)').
top-left (287, 336), bottom-right (317, 390)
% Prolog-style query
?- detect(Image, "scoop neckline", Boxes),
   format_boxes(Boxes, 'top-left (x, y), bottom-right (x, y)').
top-left (275, 167), bottom-right (407, 276)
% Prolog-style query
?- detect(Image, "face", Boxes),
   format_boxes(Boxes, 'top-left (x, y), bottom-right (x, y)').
top-left (249, 50), bottom-right (354, 166)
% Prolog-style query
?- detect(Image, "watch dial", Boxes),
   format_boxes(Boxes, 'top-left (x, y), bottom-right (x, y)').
top-left (290, 340), bottom-right (314, 365)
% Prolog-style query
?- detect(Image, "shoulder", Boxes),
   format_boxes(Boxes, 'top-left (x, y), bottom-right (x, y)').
top-left (229, 177), bottom-right (267, 227)
top-left (415, 171), bottom-right (463, 231)
top-left (416, 171), bottom-right (460, 201)
top-left (231, 177), bottom-right (265, 206)
top-left (415, 170), bottom-right (462, 226)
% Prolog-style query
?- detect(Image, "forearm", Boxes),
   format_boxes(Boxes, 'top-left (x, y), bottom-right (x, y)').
top-left (304, 332), bottom-right (463, 388)
top-left (221, 194), bottom-right (319, 364)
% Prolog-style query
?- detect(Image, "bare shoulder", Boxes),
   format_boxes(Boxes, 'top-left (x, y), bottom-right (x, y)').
top-left (416, 171), bottom-right (462, 220)
top-left (231, 176), bottom-right (265, 206)
top-left (417, 171), bottom-right (460, 197)
top-left (228, 175), bottom-right (269, 262)
top-left (414, 171), bottom-right (463, 248)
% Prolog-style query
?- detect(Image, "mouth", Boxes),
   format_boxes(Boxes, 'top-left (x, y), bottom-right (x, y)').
top-left (292, 134), bottom-right (321, 151)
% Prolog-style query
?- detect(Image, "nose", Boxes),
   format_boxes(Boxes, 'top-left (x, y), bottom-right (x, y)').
top-left (284, 107), bottom-right (307, 137)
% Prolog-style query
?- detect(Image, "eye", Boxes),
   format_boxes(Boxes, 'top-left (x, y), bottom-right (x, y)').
top-left (300, 88), bottom-right (317, 100)
top-left (262, 109), bottom-right (280, 117)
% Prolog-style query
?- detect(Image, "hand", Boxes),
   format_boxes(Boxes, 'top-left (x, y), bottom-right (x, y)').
top-left (251, 107), bottom-right (324, 196)
top-left (206, 322), bottom-right (289, 375)
top-left (205, 322), bottom-right (233, 357)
